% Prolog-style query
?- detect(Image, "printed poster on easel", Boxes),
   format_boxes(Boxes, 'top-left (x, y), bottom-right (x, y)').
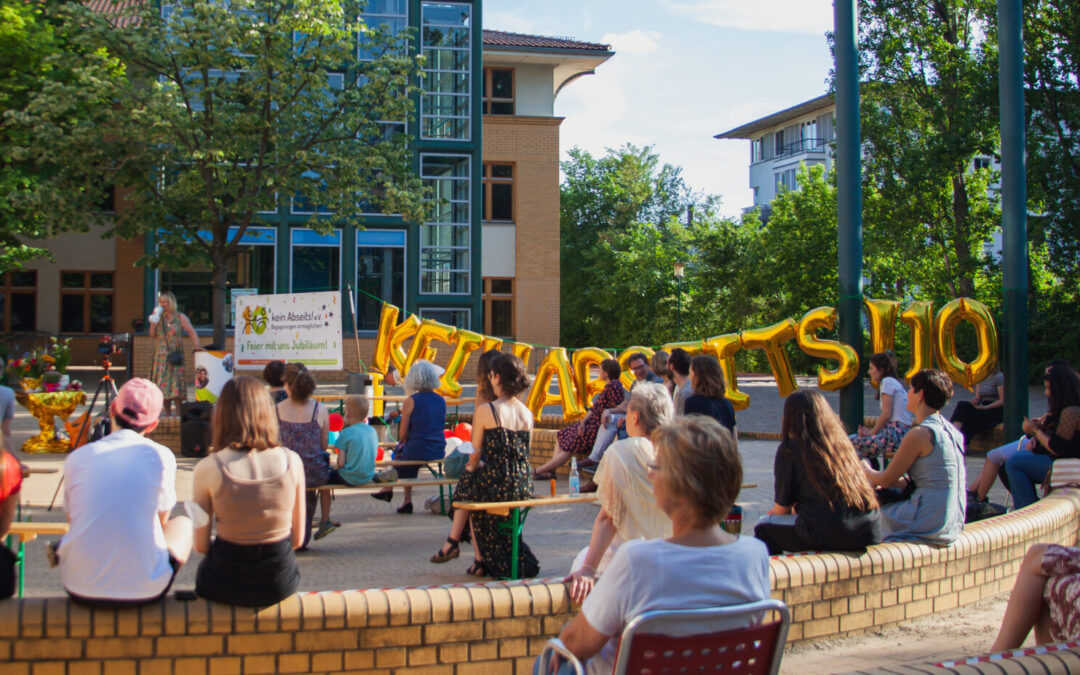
top-left (234, 291), bottom-right (343, 371)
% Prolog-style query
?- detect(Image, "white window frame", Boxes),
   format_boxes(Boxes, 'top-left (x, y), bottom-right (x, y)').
top-left (419, 153), bottom-right (471, 296)
top-left (419, 1), bottom-right (472, 142)
top-left (355, 229), bottom-right (407, 332)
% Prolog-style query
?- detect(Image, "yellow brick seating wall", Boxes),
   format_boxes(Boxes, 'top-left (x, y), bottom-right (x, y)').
top-left (2, 490), bottom-right (1077, 673)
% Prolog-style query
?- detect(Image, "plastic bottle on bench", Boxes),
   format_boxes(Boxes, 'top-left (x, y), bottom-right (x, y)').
top-left (569, 457), bottom-right (580, 496)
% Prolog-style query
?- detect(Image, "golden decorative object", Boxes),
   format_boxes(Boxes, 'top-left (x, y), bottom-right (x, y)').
top-left (20, 377), bottom-right (42, 393)
top-left (15, 390), bottom-right (86, 453)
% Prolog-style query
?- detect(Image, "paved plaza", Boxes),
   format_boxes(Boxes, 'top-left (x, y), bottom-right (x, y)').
top-left (8, 371), bottom-right (1044, 598)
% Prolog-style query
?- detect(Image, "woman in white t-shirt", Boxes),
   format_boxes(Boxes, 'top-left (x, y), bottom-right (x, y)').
top-left (538, 417), bottom-right (770, 675)
top-left (851, 352), bottom-right (913, 466)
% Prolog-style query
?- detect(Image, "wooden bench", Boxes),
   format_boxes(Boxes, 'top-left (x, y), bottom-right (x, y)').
top-left (454, 484), bottom-right (760, 580)
top-left (311, 477), bottom-right (459, 514)
top-left (6, 521), bottom-right (69, 597)
top-left (453, 495), bottom-right (599, 580)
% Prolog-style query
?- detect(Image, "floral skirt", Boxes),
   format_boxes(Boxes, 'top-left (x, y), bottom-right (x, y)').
top-left (1042, 544), bottom-right (1080, 642)
top-left (850, 420), bottom-right (911, 459)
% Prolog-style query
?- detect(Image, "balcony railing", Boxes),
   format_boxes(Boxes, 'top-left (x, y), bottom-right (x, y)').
top-left (755, 137), bottom-right (831, 163)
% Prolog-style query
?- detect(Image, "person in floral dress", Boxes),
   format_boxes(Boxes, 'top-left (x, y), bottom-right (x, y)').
top-left (992, 543), bottom-right (1080, 650)
top-left (533, 359), bottom-right (625, 480)
top-left (148, 292), bottom-right (201, 416)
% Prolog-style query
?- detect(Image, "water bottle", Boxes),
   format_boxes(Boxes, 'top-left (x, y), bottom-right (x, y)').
top-left (569, 457), bottom-right (580, 496)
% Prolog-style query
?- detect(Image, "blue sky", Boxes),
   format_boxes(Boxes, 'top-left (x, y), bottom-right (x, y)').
top-left (484, 0), bottom-right (836, 218)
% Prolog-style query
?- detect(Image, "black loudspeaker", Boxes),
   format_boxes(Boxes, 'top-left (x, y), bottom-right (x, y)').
top-left (180, 402), bottom-right (213, 457)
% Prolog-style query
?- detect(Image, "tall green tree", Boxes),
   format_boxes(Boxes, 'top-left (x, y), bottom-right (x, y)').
top-left (559, 144), bottom-right (708, 347)
top-left (853, 0), bottom-right (1001, 300)
top-left (0, 0), bottom-right (125, 272)
top-left (82, 0), bottom-right (425, 344)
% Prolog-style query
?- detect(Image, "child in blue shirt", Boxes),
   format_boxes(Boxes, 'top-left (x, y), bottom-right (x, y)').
top-left (329, 395), bottom-right (394, 486)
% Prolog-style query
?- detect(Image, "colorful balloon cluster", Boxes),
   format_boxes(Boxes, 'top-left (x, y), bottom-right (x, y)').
top-left (370, 298), bottom-right (998, 421)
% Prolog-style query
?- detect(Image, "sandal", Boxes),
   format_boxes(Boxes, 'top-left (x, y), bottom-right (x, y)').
top-left (533, 470), bottom-right (555, 481)
top-left (431, 537), bottom-right (460, 563)
top-left (466, 560), bottom-right (488, 577)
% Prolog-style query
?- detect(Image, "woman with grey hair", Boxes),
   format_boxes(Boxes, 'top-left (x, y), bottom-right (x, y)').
top-left (565, 382), bottom-right (675, 602)
top-left (373, 360), bottom-right (446, 513)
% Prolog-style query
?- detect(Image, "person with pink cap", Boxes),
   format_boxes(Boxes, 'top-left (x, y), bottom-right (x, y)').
top-left (53, 378), bottom-right (193, 606)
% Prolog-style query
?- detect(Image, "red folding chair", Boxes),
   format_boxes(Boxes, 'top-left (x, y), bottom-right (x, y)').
top-left (538, 599), bottom-right (791, 675)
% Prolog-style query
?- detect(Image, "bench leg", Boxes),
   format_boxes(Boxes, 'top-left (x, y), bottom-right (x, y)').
top-left (510, 508), bottom-right (520, 581)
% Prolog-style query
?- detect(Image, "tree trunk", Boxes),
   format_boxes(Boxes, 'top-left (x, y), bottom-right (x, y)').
top-left (951, 172), bottom-right (976, 298)
top-left (211, 256), bottom-right (228, 347)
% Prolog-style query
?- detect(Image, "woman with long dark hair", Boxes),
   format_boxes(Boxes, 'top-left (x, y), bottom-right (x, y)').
top-left (754, 390), bottom-right (881, 554)
top-left (1004, 365), bottom-right (1080, 509)
top-left (850, 352), bottom-right (912, 465)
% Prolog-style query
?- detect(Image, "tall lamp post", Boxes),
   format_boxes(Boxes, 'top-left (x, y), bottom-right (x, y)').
top-left (674, 262), bottom-right (685, 341)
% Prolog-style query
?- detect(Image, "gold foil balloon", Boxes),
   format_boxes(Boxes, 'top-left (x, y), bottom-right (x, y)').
top-left (616, 347), bottom-right (655, 389)
top-left (369, 372), bottom-right (385, 418)
top-left (526, 348), bottom-right (584, 422)
top-left (372, 304), bottom-right (400, 374)
top-left (387, 313), bottom-right (421, 374)
top-left (863, 299), bottom-right (899, 356)
top-left (659, 340), bottom-right (705, 357)
top-left (933, 298), bottom-right (1000, 392)
top-left (572, 348), bottom-right (613, 408)
top-left (481, 337), bottom-right (503, 353)
top-left (740, 319), bottom-right (799, 397)
top-left (15, 390), bottom-right (86, 453)
top-left (438, 329), bottom-right (485, 398)
top-left (511, 342), bottom-right (533, 370)
top-left (403, 320), bottom-right (456, 373)
top-left (899, 300), bottom-right (934, 383)
top-left (703, 333), bottom-right (749, 411)
top-left (796, 307), bottom-right (859, 391)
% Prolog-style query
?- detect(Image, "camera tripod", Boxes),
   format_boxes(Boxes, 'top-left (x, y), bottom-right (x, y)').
top-left (47, 354), bottom-right (120, 511)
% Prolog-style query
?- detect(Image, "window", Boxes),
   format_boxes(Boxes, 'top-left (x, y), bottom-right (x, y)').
top-left (291, 171), bottom-right (334, 215)
top-left (419, 307), bottom-right (470, 329)
top-left (483, 278), bottom-right (514, 338)
top-left (774, 169), bottom-right (797, 192)
top-left (356, 230), bottom-right (405, 332)
top-left (1, 270), bottom-right (36, 332)
top-left (291, 229), bottom-right (341, 293)
top-left (99, 184), bottom-right (117, 213)
top-left (420, 154), bottom-right (470, 294)
top-left (60, 271), bottom-right (114, 333)
top-left (752, 137), bottom-right (765, 163)
top-left (481, 163), bottom-right (513, 222)
top-left (774, 130), bottom-right (785, 156)
top-left (973, 157), bottom-right (992, 171)
top-left (483, 68), bottom-right (513, 115)
top-left (158, 227), bottom-right (276, 328)
top-left (420, 2), bottom-right (471, 140)
top-left (358, 0), bottom-right (408, 61)
top-left (800, 119), bottom-right (818, 151)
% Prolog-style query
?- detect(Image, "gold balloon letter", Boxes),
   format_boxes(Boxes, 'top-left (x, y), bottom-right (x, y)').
top-left (572, 348), bottom-right (613, 408)
top-left (403, 320), bottom-right (456, 373)
top-left (616, 347), bottom-right (655, 389)
top-left (740, 319), bottom-right (798, 397)
top-left (438, 329), bottom-right (485, 398)
top-left (703, 333), bottom-right (749, 411)
top-left (933, 298), bottom-right (999, 392)
top-left (899, 300), bottom-right (933, 383)
top-left (526, 348), bottom-right (585, 422)
top-left (372, 303), bottom-right (400, 374)
top-left (796, 307), bottom-right (859, 391)
top-left (863, 299), bottom-right (899, 356)
top-left (511, 342), bottom-right (533, 370)
top-left (481, 336), bottom-right (504, 353)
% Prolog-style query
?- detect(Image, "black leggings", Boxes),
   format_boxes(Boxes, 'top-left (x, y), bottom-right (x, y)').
top-left (950, 401), bottom-right (1003, 443)
top-left (196, 537), bottom-right (298, 607)
top-left (753, 522), bottom-right (813, 556)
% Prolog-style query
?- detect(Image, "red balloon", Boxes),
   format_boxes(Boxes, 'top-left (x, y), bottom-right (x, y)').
top-left (453, 422), bottom-right (472, 442)
top-left (329, 412), bottom-right (344, 432)
top-left (376, 447), bottom-right (384, 461)
top-left (444, 429), bottom-right (453, 438)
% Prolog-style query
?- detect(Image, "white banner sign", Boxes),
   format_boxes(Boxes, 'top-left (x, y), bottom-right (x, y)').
top-left (234, 291), bottom-right (343, 370)
top-left (194, 350), bottom-right (234, 403)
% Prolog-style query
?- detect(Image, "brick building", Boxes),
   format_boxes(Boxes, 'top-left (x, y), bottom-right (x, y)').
top-left (4, 15), bottom-right (612, 373)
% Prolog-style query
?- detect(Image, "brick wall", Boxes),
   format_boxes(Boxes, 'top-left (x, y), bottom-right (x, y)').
top-left (2, 492), bottom-right (1077, 672)
top-left (483, 116), bottom-right (562, 349)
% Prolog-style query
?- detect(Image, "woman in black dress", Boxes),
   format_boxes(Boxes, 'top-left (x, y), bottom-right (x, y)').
top-left (683, 355), bottom-right (736, 433)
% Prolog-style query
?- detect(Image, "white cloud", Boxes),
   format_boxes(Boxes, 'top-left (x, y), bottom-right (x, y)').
top-left (664, 0), bottom-right (833, 36)
top-left (600, 29), bottom-right (661, 55)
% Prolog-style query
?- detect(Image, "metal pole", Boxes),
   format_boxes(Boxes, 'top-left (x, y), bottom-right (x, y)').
top-left (998, 0), bottom-right (1028, 438)
top-left (676, 276), bottom-right (682, 341)
top-left (835, 0), bottom-right (864, 432)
